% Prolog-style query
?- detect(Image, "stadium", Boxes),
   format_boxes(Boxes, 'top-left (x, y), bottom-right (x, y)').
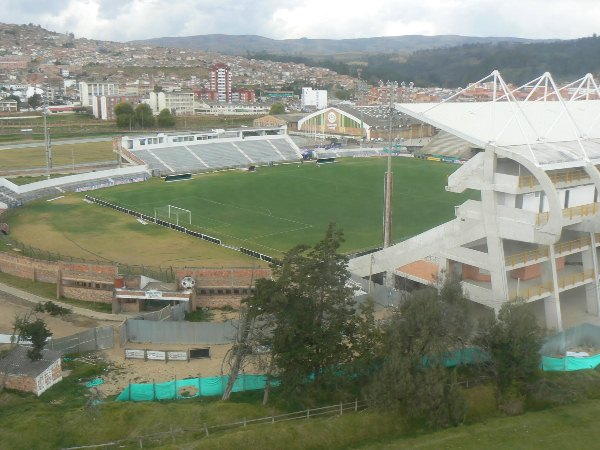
top-left (2, 70), bottom-right (600, 332)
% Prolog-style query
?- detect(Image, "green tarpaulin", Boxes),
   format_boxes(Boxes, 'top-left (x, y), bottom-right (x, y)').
top-left (116, 375), bottom-right (278, 402)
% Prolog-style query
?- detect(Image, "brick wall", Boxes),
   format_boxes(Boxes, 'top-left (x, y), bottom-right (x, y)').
top-left (175, 268), bottom-right (271, 287)
top-left (194, 295), bottom-right (242, 309)
top-left (0, 373), bottom-right (38, 395)
top-left (62, 287), bottom-right (114, 303)
top-left (0, 251), bottom-right (117, 303)
top-left (0, 252), bottom-right (57, 282)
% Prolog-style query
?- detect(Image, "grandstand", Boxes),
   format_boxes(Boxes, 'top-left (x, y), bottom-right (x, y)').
top-left (121, 127), bottom-right (302, 175)
top-left (0, 166), bottom-right (149, 206)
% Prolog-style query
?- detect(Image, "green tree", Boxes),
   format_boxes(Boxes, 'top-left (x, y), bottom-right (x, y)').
top-left (269, 103), bottom-right (285, 115)
top-left (135, 103), bottom-right (155, 128)
top-left (334, 88), bottom-right (352, 100)
top-left (157, 108), bottom-right (176, 127)
top-left (27, 93), bottom-right (42, 109)
top-left (13, 313), bottom-right (52, 361)
top-left (366, 275), bottom-right (474, 427)
top-left (114, 102), bottom-right (135, 129)
top-left (477, 301), bottom-right (543, 415)
top-left (245, 223), bottom-right (357, 397)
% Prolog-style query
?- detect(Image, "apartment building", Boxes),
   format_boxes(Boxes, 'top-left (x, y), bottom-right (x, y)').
top-left (209, 63), bottom-right (232, 103)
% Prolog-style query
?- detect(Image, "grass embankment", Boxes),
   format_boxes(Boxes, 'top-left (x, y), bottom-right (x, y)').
top-left (4, 363), bottom-right (600, 449)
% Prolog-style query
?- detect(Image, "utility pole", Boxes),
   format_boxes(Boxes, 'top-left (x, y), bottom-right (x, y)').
top-left (43, 79), bottom-right (52, 180)
top-left (357, 69), bottom-right (365, 148)
top-left (383, 81), bottom-right (397, 248)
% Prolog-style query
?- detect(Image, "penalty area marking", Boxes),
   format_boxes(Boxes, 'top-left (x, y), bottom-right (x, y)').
top-left (47, 196), bottom-right (64, 202)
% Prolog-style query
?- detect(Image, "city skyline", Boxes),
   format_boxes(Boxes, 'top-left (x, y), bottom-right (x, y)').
top-left (3, 0), bottom-right (599, 43)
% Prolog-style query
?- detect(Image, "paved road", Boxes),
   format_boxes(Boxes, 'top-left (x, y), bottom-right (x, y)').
top-left (0, 136), bottom-right (114, 151)
top-left (0, 281), bottom-right (128, 322)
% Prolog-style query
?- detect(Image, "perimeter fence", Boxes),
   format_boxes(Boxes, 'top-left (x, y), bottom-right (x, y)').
top-left (45, 325), bottom-right (114, 355)
top-left (62, 399), bottom-right (367, 449)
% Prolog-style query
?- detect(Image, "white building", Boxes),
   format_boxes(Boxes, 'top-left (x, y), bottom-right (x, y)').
top-left (79, 81), bottom-right (117, 107)
top-left (148, 91), bottom-right (194, 116)
top-left (301, 87), bottom-right (328, 110)
top-left (349, 71), bottom-right (600, 331)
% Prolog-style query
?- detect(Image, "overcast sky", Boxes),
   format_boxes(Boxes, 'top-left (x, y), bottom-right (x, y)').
top-left (4, 0), bottom-right (599, 42)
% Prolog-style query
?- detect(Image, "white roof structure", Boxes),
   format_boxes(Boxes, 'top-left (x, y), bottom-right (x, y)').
top-left (396, 71), bottom-right (600, 169)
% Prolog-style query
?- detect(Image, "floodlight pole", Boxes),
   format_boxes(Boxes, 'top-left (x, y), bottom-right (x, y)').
top-left (357, 69), bottom-right (364, 148)
top-left (43, 80), bottom-right (52, 180)
top-left (383, 81), bottom-right (397, 248)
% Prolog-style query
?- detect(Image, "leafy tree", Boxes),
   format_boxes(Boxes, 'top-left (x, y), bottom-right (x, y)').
top-left (13, 313), bottom-right (52, 361)
top-left (245, 223), bottom-right (357, 397)
top-left (366, 275), bottom-right (474, 427)
top-left (135, 103), bottom-right (155, 128)
top-left (153, 85), bottom-right (163, 93)
top-left (347, 297), bottom-right (382, 385)
top-left (157, 108), bottom-right (176, 127)
top-left (269, 103), bottom-right (285, 115)
top-left (334, 89), bottom-right (352, 101)
top-left (477, 301), bottom-right (543, 415)
top-left (27, 93), bottom-right (42, 109)
top-left (114, 102), bottom-right (135, 129)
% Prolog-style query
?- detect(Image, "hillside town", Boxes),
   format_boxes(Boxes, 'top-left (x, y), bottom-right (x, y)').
top-left (0, 23), bottom-right (472, 121)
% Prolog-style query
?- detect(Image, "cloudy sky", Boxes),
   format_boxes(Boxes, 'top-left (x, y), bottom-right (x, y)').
top-left (4, 0), bottom-right (599, 42)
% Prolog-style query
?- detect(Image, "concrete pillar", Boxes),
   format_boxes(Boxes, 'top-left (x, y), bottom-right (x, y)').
top-left (541, 245), bottom-right (562, 331)
top-left (583, 232), bottom-right (600, 316)
top-left (481, 149), bottom-right (508, 315)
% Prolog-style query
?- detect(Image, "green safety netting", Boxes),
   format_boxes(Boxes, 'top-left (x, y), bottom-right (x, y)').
top-left (542, 354), bottom-right (600, 371)
top-left (116, 375), bottom-right (279, 402)
top-left (540, 323), bottom-right (600, 372)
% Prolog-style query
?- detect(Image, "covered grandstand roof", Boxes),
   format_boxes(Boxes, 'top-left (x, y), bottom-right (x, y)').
top-left (395, 71), bottom-right (600, 169)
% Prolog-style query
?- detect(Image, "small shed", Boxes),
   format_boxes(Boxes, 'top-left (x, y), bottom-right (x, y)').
top-left (0, 346), bottom-right (63, 396)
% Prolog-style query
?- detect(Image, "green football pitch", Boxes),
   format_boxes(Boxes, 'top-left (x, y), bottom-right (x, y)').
top-left (92, 157), bottom-right (477, 257)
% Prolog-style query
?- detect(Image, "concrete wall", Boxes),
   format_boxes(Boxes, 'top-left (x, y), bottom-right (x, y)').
top-left (125, 319), bottom-right (236, 345)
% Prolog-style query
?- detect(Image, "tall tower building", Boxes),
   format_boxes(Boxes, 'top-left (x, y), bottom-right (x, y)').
top-left (209, 64), bottom-right (232, 103)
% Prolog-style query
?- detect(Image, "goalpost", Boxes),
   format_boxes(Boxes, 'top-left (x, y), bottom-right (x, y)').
top-left (154, 205), bottom-right (192, 226)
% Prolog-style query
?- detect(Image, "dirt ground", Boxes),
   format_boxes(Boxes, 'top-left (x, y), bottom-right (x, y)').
top-left (0, 293), bottom-right (238, 397)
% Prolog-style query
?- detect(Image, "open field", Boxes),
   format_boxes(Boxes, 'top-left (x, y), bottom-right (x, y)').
top-left (91, 157), bottom-right (477, 256)
top-left (2, 157), bottom-right (476, 265)
top-left (0, 112), bottom-right (256, 142)
top-left (0, 140), bottom-right (117, 172)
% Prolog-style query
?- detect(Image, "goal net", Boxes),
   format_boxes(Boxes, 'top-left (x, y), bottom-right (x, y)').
top-left (154, 205), bottom-right (192, 226)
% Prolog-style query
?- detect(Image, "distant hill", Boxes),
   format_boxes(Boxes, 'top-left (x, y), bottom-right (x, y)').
top-left (130, 34), bottom-right (540, 57)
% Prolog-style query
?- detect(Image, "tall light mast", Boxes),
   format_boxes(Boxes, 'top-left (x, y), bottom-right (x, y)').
top-left (383, 81), bottom-right (397, 248)
top-left (43, 79), bottom-right (52, 180)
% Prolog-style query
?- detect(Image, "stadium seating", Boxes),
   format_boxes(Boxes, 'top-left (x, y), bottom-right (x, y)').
top-left (129, 137), bottom-right (301, 175)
